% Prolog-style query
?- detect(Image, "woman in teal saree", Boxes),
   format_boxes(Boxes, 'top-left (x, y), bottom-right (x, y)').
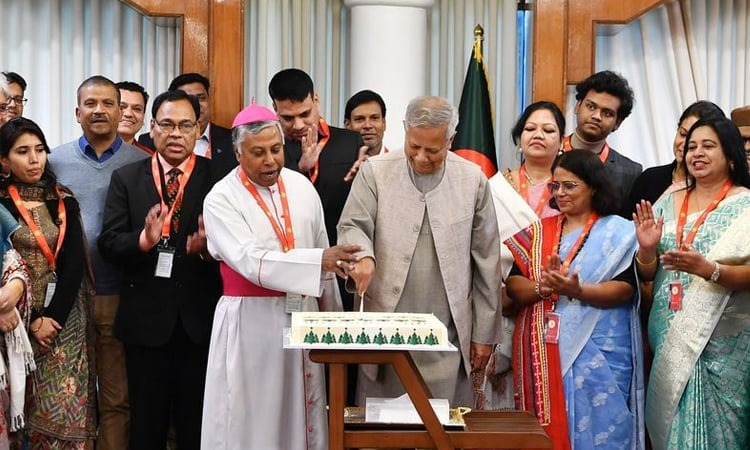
top-left (635, 117), bottom-right (750, 449)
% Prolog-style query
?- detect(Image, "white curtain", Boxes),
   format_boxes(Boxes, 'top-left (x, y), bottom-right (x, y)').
top-left (428, 0), bottom-right (518, 168)
top-left (567, 0), bottom-right (750, 169)
top-left (0, 0), bottom-right (180, 147)
top-left (244, 0), bottom-right (518, 166)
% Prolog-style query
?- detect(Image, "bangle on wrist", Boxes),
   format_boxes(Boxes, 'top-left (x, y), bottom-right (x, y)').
top-left (707, 261), bottom-right (721, 283)
top-left (534, 282), bottom-right (552, 299)
top-left (31, 316), bottom-right (44, 333)
top-left (635, 253), bottom-right (657, 266)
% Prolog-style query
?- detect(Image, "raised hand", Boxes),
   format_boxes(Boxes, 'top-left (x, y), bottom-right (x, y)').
top-left (298, 123), bottom-right (321, 172)
top-left (633, 200), bottom-right (663, 250)
top-left (343, 145), bottom-right (369, 182)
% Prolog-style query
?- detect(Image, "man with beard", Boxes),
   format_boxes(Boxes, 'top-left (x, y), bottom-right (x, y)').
top-left (563, 70), bottom-right (642, 216)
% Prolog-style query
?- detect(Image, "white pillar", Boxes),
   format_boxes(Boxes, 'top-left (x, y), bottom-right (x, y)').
top-left (344, 0), bottom-right (434, 151)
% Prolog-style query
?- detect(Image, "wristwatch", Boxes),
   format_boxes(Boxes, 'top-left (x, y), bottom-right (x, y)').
top-left (709, 262), bottom-right (721, 283)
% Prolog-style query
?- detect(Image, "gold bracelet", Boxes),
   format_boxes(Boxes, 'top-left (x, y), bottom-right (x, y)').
top-left (635, 253), bottom-right (657, 266)
top-left (534, 282), bottom-right (552, 299)
top-left (31, 317), bottom-right (44, 334)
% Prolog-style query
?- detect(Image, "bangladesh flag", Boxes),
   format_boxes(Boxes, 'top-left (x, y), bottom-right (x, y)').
top-left (451, 25), bottom-right (498, 178)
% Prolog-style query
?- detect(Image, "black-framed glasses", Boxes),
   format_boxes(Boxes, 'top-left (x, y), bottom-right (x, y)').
top-left (547, 181), bottom-right (581, 193)
top-left (155, 121), bottom-right (197, 134)
top-left (7, 96), bottom-right (27, 106)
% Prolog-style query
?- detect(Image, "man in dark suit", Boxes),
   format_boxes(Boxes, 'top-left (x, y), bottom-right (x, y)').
top-left (563, 70), bottom-right (642, 217)
top-left (139, 73), bottom-right (237, 182)
top-left (99, 89), bottom-right (221, 450)
top-left (268, 68), bottom-right (367, 251)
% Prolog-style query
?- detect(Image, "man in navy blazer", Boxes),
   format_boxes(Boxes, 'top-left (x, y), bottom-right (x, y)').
top-left (139, 73), bottom-right (237, 183)
top-left (99, 89), bottom-right (221, 450)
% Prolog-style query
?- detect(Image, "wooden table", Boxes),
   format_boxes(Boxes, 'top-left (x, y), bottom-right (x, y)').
top-left (309, 349), bottom-right (551, 449)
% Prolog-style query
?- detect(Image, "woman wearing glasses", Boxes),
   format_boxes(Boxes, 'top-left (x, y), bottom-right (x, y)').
top-left (635, 117), bottom-right (750, 449)
top-left (0, 118), bottom-right (95, 449)
top-left (505, 149), bottom-right (644, 450)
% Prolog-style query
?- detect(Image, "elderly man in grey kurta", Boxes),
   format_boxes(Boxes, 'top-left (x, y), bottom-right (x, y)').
top-left (337, 96), bottom-right (501, 407)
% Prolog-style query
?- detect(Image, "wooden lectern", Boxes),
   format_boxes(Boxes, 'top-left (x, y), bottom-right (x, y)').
top-left (309, 349), bottom-right (551, 450)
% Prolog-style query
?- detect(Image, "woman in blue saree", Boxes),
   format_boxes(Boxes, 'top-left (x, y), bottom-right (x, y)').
top-left (635, 117), bottom-right (750, 449)
top-left (506, 149), bottom-right (644, 449)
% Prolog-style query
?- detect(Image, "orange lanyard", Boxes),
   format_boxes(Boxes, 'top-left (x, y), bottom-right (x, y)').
top-left (676, 180), bottom-right (732, 249)
top-left (518, 164), bottom-right (551, 216)
top-left (150, 153), bottom-right (197, 239)
top-left (8, 184), bottom-right (66, 272)
top-left (308, 118), bottom-right (331, 184)
top-left (239, 168), bottom-right (295, 252)
top-left (563, 135), bottom-right (610, 163)
top-left (552, 212), bottom-right (599, 275)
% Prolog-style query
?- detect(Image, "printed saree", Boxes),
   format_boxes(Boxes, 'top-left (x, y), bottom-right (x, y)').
top-left (646, 191), bottom-right (750, 450)
top-left (506, 214), bottom-right (644, 449)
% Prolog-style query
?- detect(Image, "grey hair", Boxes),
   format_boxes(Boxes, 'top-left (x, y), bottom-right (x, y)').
top-left (404, 96), bottom-right (459, 139)
top-left (0, 76), bottom-right (8, 98)
top-left (232, 120), bottom-right (285, 153)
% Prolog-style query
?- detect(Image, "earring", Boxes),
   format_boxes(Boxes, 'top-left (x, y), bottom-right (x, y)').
top-left (516, 146), bottom-right (523, 154)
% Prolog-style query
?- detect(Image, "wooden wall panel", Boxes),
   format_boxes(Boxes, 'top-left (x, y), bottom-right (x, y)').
top-left (121, 0), bottom-right (243, 128)
top-left (532, 0), bottom-right (669, 110)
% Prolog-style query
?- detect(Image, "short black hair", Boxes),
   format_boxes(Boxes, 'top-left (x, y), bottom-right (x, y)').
top-left (344, 90), bottom-right (386, 120)
top-left (575, 70), bottom-right (635, 123)
top-left (684, 117), bottom-right (750, 190)
top-left (677, 100), bottom-right (724, 128)
top-left (116, 81), bottom-right (150, 106)
top-left (268, 68), bottom-right (314, 103)
top-left (2, 72), bottom-right (27, 91)
top-left (77, 75), bottom-right (120, 105)
top-left (511, 101), bottom-right (565, 145)
top-left (168, 73), bottom-right (210, 92)
top-left (151, 90), bottom-right (200, 120)
top-left (549, 149), bottom-right (620, 216)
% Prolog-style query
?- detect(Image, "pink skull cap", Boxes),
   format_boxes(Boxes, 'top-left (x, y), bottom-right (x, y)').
top-left (232, 103), bottom-right (278, 128)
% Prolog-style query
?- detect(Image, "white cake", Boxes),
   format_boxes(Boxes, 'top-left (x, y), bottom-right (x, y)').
top-left (290, 312), bottom-right (448, 347)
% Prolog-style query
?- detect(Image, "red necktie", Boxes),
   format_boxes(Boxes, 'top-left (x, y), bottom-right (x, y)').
top-left (166, 168), bottom-right (182, 232)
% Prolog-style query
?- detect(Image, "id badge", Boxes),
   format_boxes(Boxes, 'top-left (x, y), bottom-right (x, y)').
top-left (44, 282), bottom-right (57, 308)
top-left (544, 311), bottom-right (561, 344)
top-left (669, 279), bottom-right (683, 311)
top-left (285, 293), bottom-right (303, 314)
top-left (155, 246), bottom-right (176, 278)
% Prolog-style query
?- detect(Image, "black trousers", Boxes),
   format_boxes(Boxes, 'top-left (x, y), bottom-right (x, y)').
top-left (125, 319), bottom-right (209, 450)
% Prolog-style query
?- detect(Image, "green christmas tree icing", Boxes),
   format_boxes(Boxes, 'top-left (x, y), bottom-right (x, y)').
top-left (373, 328), bottom-right (388, 345)
top-left (321, 328), bottom-right (336, 344)
top-left (389, 329), bottom-right (405, 345)
top-left (338, 329), bottom-right (353, 344)
top-left (424, 329), bottom-right (439, 345)
top-left (407, 329), bottom-right (422, 345)
top-left (304, 328), bottom-right (319, 344)
top-left (356, 329), bottom-right (371, 344)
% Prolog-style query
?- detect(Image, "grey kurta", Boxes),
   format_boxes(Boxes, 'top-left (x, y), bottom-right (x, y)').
top-left (338, 151), bottom-right (502, 407)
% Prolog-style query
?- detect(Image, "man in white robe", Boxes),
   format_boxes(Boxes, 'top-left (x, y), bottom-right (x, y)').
top-left (338, 96), bottom-right (502, 407)
top-left (200, 104), bottom-right (361, 450)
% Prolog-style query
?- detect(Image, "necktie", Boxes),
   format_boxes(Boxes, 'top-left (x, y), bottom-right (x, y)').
top-left (166, 168), bottom-right (182, 232)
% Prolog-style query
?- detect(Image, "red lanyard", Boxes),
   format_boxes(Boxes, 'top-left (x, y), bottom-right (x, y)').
top-left (552, 212), bottom-right (599, 275)
top-left (518, 164), bottom-right (551, 216)
top-left (563, 135), bottom-right (610, 163)
top-left (676, 180), bottom-right (732, 249)
top-left (308, 118), bottom-right (331, 184)
top-left (150, 153), bottom-right (196, 239)
top-left (239, 168), bottom-right (295, 252)
top-left (8, 184), bottom-right (66, 272)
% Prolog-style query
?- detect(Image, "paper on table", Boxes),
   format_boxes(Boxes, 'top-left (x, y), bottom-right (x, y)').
top-left (365, 394), bottom-right (450, 424)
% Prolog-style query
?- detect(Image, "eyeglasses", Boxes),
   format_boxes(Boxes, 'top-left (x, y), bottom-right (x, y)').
top-left (155, 121), bottom-right (197, 134)
top-left (547, 181), bottom-right (581, 193)
top-left (7, 96), bottom-right (27, 106)
top-left (0, 104), bottom-right (6, 114)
